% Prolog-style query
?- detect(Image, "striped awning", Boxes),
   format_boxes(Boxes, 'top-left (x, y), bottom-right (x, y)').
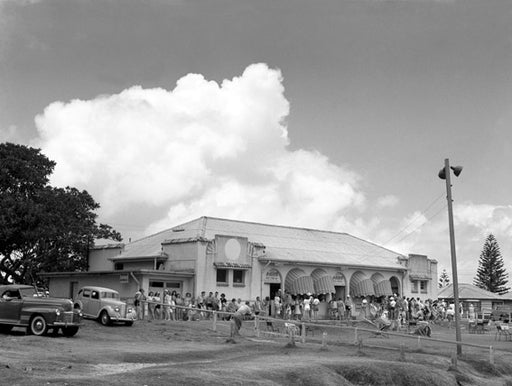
top-left (374, 280), bottom-right (393, 297)
top-left (313, 275), bottom-right (335, 294)
top-left (353, 278), bottom-right (375, 297)
top-left (289, 276), bottom-right (315, 295)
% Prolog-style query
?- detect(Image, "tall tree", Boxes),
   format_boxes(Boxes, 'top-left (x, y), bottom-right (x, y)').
top-left (438, 269), bottom-right (450, 288)
top-left (473, 234), bottom-right (510, 294)
top-left (0, 142), bottom-right (122, 284)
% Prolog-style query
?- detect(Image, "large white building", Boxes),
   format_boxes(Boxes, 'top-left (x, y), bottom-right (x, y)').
top-left (43, 216), bottom-right (438, 317)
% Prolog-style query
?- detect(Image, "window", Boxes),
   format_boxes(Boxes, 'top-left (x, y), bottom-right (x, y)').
top-left (420, 281), bottom-right (427, 294)
top-left (82, 289), bottom-right (91, 298)
top-left (233, 270), bottom-right (245, 286)
top-left (216, 269), bottom-right (228, 285)
top-left (114, 262), bottom-right (124, 270)
top-left (91, 291), bottom-right (99, 299)
top-left (411, 281), bottom-right (418, 293)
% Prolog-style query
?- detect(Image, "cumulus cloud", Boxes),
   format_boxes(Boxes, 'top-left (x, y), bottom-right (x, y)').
top-left (32, 63), bottom-right (512, 284)
top-left (34, 63), bottom-right (365, 236)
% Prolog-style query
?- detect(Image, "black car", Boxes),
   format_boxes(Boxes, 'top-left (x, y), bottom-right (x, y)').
top-left (0, 284), bottom-right (82, 336)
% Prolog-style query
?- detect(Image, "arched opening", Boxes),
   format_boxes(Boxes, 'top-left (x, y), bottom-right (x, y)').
top-left (349, 271), bottom-right (375, 298)
top-left (390, 276), bottom-right (401, 297)
top-left (285, 268), bottom-right (314, 296)
top-left (311, 268), bottom-right (335, 296)
top-left (371, 273), bottom-right (392, 298)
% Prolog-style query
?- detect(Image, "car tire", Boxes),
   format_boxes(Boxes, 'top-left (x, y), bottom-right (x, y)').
top-left (29, 315), bottom-right (48, 336)
top-left (125, 321), bottom-right (133, 327)
top-left (62, 326), bottom-right (79, 337)
top-left (0, 324), bottom-right (13, 334)
top-left (100, 310), bottom-right (111, 326)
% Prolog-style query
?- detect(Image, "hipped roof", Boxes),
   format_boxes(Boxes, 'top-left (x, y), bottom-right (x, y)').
top-left (438, 283), bottom-right (511, 300)
top-left (100, 216), bottom-right (406, 269)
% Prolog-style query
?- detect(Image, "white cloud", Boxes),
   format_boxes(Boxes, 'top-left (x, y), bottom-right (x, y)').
top-left (34, 63), bottom-right (365, 237)
top-left (32, 63), bottom-right (512, 287)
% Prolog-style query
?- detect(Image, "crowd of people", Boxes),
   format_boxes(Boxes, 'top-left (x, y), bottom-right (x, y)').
top-left (132, 288), bottom-right (466, 332)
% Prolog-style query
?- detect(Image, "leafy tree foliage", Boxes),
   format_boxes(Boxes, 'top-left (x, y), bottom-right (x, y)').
top-left (473, 234), bottom-right (510, 294)
top-left (438, 268), bottom-right (450, 288)
top-left (0, 143), bottom-right (122, 284)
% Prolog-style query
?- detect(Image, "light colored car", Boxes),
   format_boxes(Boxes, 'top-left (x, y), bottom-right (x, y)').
top-left (0, 284), bottom-right (82, 336)
top-left (74, 286), bottom-right (135, 326)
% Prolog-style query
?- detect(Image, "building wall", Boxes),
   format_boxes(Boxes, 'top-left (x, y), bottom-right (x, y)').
top-left (88, 246), bottom-right (123, 271)
top-left (162, 242), bottom-right (198, 271)
top-left (47, 273), bottom-right (139, 302)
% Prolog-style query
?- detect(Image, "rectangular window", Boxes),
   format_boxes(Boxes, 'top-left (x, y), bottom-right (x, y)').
top-left (233, 270), bottom-right (245, 286)
top-left (420, 281), bottom-right (427, 294)
top-left (165, 282), bottom-right (181, 289)
top-left (114, 262), bottom-right (124, 270)
top-left (216, 269), bottom-right (228, 285)
top-left (411, 281), bottom-right (418, 293)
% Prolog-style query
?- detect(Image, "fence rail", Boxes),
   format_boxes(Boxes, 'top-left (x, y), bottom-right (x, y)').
top-left (136, 300), bottom-right (511, 368)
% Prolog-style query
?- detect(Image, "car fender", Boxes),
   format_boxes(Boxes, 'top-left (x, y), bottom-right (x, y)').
top-left (20, 308), bottom-right (58, 325)
top-left (101, 305), bottom-right (117, 317)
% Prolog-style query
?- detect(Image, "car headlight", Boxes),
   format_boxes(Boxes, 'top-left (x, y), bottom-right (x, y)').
top-left (114, 307), bottom-right (120, 313)
top-left (55, 309), bottom-right (61, 316)
top-left (127, 307), bottom-right (133, 313)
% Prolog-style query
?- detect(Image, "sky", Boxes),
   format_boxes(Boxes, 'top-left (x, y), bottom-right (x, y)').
top-left (1, 0), bottom-right (512, 284)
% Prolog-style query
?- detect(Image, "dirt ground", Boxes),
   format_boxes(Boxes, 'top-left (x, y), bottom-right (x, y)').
top-left (1, 317), bottom-right (512, 386)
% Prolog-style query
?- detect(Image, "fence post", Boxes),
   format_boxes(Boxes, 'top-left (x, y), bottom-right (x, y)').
top-left (212, 311), bottom-right (217, 331)
top-left (322, 332), bottom-right (327, 348)
top-left (354, 327), bottom-right (359, 345)
top-left (417, 336), bottom-right (421, 349)
top-left (489, 346), bottom-right (495, 365)
top-left (301, 322), bottom-right (306, 344)
top-left (255, 316), bottom-right (260, 338)
top-left (451, 350), bottom-right (458, 369)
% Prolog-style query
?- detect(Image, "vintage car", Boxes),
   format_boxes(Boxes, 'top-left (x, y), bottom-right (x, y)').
top-left (74, 286), bottom-right (135, 326)
top-left (0, 284), bottom-right (82, 337)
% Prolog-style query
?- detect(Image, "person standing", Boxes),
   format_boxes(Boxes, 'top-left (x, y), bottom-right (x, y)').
top-left (303, 295), bottom-right (312, 321)
top-left (134, 288), bottom-right (146, 320)
top-left (336, 297), bottom-right (345, 321)
top-left (345, 295), bottom-right (353, 320)
top-left (253, 296), bottom-right (263, 316)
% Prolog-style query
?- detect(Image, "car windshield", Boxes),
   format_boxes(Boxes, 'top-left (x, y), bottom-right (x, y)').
top-left (101, 291), bottom-right (120, 300)
top-left (19, 287), bottom-right (39, 298)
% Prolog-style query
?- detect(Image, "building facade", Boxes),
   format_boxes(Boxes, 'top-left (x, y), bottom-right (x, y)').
top-left (42, 216), bottom-right (438, 316)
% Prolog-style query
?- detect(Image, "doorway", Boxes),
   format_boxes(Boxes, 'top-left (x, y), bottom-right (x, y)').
top-left (334, 286), bottom-right (345, 301)
top-left (269, 283), bottom-right (280, 300)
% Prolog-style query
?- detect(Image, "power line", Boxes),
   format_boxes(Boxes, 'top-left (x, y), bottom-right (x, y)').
top-left (391, 203), bottom-right (447, 245)
top-left (382, 192), bottom-right (445, 246)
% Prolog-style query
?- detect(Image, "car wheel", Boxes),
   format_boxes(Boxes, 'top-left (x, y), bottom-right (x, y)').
top-left (0, 324), bottom-right (13, 334)
top-left (62, 326), bottom-right (79, 337)
top-left (100, 310), bottom-right (111, 326)
top-left (29, 315), bottom-right (48, 336)
top-left (125, 321), bottom-right (133, 327)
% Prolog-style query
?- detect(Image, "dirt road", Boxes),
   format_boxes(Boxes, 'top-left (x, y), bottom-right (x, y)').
top-left (1, 318), bottom-right (511, 385)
